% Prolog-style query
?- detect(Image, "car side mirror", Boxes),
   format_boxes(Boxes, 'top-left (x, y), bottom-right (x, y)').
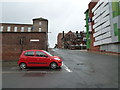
top-left (44, 55), bottom-right (48, 58)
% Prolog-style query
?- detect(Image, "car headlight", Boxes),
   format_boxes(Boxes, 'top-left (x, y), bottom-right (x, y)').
top-left (54, 58), bottom-right (60, 60)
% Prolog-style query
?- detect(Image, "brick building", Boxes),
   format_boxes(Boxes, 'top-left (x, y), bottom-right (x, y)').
top-left (57, 31), bottom-right (86, 50)
top-left (0, 17), bottom-right (48, 61)
top-left (57, 33), bottom-right (64, 48)
top-left (84, 0), bottom-right (99, 51)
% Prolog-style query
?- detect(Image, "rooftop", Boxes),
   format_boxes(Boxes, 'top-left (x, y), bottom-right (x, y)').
top-left (33, 17), bottom-right (48, 21)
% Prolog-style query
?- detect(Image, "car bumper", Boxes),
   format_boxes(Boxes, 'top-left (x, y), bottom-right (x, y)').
top-left (57, 61), bottom-right (62, 67)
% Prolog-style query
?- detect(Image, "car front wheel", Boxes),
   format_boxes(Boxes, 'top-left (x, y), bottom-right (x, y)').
top-left (50, 62), bottom-right (58, 69)
top-left (19, 63), bottom-right (27, 70)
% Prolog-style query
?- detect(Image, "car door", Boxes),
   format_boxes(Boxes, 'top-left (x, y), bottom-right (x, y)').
top-left (24, 51), bottom-right (38, 67)
top-left (35, 51), bottom-right (50, 67)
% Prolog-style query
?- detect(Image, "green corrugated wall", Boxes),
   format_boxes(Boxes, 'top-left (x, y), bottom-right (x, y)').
top-left (85, 10), bottom-right (90, 49)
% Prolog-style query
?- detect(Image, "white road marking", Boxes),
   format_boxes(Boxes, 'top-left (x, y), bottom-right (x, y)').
top-left (62, 63), bottom-right (72, 72)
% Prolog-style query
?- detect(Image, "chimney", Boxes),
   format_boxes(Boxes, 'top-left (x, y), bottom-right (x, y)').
top-left (76, 31), bottom-right (78, 37)
top-left (63, 31), bottom-right (64, 38)
top-left (76, 31), bottom-right (78, 34)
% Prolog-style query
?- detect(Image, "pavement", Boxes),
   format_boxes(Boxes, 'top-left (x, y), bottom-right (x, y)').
top-left (87, 51), bottom-right (120, 56)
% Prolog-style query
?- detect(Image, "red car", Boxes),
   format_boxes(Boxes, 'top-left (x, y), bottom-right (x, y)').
top-left (18, 50), bottom-right (62, 69)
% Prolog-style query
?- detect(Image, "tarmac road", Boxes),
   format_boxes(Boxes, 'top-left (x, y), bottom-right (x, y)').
top-left (2, 49), bottom-right (119, 88)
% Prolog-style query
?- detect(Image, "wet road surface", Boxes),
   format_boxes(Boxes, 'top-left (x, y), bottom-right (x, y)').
top-left (2, 49), bottom-right (118, 88)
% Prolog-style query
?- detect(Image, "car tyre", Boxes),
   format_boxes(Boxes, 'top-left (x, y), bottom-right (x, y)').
top-left (19, 63), bottom-right (27, 70)
top-left (57, 66), bottom-right (62, 69)
top-left (50, 62), bottom-right (57, 69)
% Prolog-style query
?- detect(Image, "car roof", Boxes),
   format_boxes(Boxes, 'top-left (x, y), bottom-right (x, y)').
top-left (23, 50), bottom-right (45, 52)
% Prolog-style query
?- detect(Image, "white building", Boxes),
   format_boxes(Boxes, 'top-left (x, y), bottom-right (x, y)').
top-left (92, 0), bottom-right (120, 53)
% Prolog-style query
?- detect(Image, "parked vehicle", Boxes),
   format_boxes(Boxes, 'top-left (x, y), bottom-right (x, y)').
top-left (18, 50), bottom-right (62, 69)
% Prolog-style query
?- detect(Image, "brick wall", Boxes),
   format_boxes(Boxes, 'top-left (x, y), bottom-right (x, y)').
top-left (2, 32), bottom-right (47, 61)
top-left (57, 33), bottom-right (63, 48)
top-left (0, 17), bottom-right (48, 61)
top-left (88, 1), bottom-right (100, 51)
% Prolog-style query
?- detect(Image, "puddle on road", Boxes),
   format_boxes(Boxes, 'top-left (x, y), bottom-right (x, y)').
top-left (74, 63), bottom-right (96, 74)
top-left (22, 68), bottom-right (62, 77)
top-left (76, 62), bottom-right (84, 65)
top-left (23, 72), bottom-right (47, 77)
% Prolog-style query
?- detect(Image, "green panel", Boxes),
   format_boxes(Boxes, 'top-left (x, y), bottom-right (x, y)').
top-left (114, 23), bottom-right (118, 36)
top-left (112, 0), bottom-right (120, 17)
top-left (85, 10), bottom-right (90, 49)
top-left (87, 39), bottom-right (90, 49)
top-left (119, 1), bottom-right (120, 15)
top-left (118, 28), bottom-right (120, 41)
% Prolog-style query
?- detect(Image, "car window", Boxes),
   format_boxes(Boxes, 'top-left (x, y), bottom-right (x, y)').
top-left (36, 51), bottom-right (47, 57)
top-left (24, 51), bottom-right (34, 56)
top-left (43, 51), bottom-right (53, 56)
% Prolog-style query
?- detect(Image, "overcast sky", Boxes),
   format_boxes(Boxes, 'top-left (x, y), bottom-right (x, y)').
top-left (0, 0), bottom-right (91, 48)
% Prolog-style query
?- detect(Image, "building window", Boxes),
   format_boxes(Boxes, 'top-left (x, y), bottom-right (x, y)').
top-left (14, 27), bottom-right (17, 32)
top-left (0, 26), bottom-right (3, 32)
top-left (28, 27), bottom-right (31, 32)
top-left (21, 27), bottom-right (24, 32)
top-left (7, 26), bottom-right (11, 32)
top-left (39, 22), bottom-right (42, 26)
top-left (83, 38), bottom-right (86, 41)
top-left (30, 39), bottom-right (39, 42)
top-left (39, 28), bottom-right (41, 32)
top-left (89, 23), bottom-right (92, 31)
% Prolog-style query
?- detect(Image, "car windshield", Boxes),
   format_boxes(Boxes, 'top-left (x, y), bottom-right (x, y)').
top-left (43, 51), bottom-right (53, 56)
